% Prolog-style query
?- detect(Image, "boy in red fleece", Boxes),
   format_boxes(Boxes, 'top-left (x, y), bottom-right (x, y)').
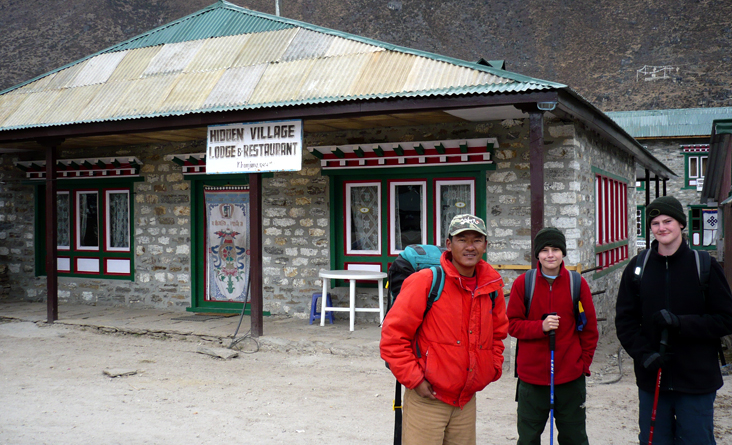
top-left (507, 227), bottom-right (598, 444)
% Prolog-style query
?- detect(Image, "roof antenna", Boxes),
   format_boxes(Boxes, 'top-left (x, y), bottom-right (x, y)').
top-left (275, 0), bottom-right (280, 16)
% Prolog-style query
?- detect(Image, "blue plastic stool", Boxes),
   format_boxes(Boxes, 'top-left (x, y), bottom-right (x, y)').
top-left (310, 292), bottom-right (335, 325)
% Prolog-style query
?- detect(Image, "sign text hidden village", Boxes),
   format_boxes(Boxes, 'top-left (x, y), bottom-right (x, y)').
top-left (206, 120), bottom-right (303, 174)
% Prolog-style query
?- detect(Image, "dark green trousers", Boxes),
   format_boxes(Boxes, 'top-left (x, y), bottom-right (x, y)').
top-left (516, 375), bottom-right (588, 445)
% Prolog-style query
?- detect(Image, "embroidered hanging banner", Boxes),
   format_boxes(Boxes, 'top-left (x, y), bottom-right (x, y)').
top-left (205, 187), bottom-right (250, 303)
top-left (703, 209), bottom-right (718, 247)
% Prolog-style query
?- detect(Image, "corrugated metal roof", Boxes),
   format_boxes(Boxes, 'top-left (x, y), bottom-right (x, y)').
top-left (0, 0), bottom-right (565, 132)
top-left (606, 107), bottom-right (732, 138)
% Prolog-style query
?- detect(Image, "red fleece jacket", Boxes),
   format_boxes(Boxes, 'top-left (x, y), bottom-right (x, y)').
top-left (507, 263), bottom-right (598, 386)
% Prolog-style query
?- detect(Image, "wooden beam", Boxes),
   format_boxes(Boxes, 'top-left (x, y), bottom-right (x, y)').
top-left (43, 143), bottom-right (60, 322)
top-left (528, 110), bottom-right (545, 269)
top-left (249, 173), bottom-right (263, 337)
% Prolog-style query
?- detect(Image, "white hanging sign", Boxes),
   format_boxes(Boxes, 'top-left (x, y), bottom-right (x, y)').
top-left (206, 120), bottom-right (303, 174)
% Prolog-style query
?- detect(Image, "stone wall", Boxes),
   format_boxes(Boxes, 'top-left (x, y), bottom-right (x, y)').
top-left (0, 116), bottom-right (637, 329)
top-left (0, 141), bottom-right (201, 309)
top-left (483, 118), bottom-right (635, 335)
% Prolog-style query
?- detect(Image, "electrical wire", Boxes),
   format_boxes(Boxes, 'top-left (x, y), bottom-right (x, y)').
top-left (227, 270), bottom-right (260, 353)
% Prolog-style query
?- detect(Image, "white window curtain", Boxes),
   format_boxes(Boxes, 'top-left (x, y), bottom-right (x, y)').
top-left (56, 192), bottom-right (70, 248)
top-left (349, 185), bottom-right (380, 252)
top-left (438, 183), bottom-right (472, 244)
top-left (108, 192), bottom-right (129, 249)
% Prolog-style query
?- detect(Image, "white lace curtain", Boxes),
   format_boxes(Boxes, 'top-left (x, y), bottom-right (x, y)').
top-left (109, 193), bottom-right (129, 248)
top-left (350, 185), bottom-right (379, 251)
top-left (56, 193), bottom-right (70, 247)
top-left (439, 184), bottom-right (471, 244)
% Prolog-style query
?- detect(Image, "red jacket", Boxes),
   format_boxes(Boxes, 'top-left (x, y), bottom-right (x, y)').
top-left (380, 252), bottom-right (508, 408)
top-left (507, 263), bottom-right (598, 385)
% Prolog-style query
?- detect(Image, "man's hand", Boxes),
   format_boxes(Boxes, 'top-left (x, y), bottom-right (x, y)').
top-left (542, 314), bottom-right (560, 333)
top-left (414, 379), bottom-right (437, 399)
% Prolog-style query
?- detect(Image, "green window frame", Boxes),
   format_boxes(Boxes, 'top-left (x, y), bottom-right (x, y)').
top-left (688, 205), bottom-right (718, 250)
top-left (35, 178), bottom-right (140, 280)
top-left (682, 152), bottom-right (709, 190)
top-left (326, 167), bottom-right (488, 276)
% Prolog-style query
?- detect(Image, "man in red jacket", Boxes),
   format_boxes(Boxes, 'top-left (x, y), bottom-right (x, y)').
top-left (380, 214), bottom-right (509, 445)
top-left (507, 227), bottom-right (598, 445)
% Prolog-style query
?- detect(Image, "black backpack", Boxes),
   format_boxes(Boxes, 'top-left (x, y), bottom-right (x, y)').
top-left (385, 244), bottom-right (498, 445)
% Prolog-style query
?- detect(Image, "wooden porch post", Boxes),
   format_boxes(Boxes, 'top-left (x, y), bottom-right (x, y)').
top-left (645, 168), bottom-right (651, 242)
top-left (529, 110), bottom-right (545, 268)
top-left (249, 173), bottom-right (263, 337)
top-left (42, 141), bottom-right (61, 322)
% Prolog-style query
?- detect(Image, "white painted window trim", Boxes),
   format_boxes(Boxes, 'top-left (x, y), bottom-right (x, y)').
top-left (75, 190), bottom-right (99, 251)
top-left (105, 189), bottom-right (131, 252)
top-left (389, 180), bottom-right (427, 256)
top-left (434, 179), bottom-right (475, 246)
top-left (345, 181), bottom-right (381, 256)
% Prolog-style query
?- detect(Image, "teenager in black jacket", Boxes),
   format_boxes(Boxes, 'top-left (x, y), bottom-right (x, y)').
top-left (616, 196), bottom-right (732, 444)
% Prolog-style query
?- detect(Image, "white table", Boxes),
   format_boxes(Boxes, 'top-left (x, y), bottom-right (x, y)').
top-left (318, 269), bottom-right (387, 331)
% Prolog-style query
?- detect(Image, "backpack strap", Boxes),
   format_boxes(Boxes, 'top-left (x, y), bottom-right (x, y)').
top-left (569, 270), bottom-right (588, 332)
top-left (523, 269), bottom-right (537, 317)
top-left (489, 290), bottom-right (498, 310)
top-left (633, 249), bottom-right (651, 291)
top-left (423, 266), bottom-right (445, 319)
top-left (694, 250), bottom-right (712, 296)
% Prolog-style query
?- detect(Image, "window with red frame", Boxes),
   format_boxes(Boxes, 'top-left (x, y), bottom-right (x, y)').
top-left (595, 173), bottom-right (628, 270)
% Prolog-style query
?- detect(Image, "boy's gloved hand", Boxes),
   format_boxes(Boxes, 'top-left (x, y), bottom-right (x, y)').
top-left (653, 309), bottom-right (680, 330)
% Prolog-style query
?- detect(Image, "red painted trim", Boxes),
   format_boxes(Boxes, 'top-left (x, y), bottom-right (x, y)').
top-left (343, 180), bottom-right (382, 257)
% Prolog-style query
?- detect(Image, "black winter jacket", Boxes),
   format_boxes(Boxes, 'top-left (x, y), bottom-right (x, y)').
top-left (616, 240), bottom-right (732, 394)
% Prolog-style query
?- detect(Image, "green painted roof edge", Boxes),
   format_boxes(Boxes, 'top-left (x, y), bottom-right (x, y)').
top-left (713, 119), bottom-right (732, 135)
top-left (0, 1), bottom-right (565, 97)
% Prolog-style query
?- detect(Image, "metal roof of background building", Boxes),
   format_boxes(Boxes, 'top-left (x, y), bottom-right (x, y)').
top-left (0, 0), bottom-right (564, 133)
top-left (606, 107), bottom-right (732, 139)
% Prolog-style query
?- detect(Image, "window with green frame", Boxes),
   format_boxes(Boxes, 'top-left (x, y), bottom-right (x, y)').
top-left (328, 169), bottom-right (488, 274)
top-left (35, 179), bottom-right (139, 280)
top-left (682, 151), bottom-right (708, 190)
top-left (688, 205), bottom-right (718, 250)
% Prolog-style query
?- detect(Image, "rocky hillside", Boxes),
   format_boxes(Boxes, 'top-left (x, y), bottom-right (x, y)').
top-left (1, 0), bottom-right (730, 112)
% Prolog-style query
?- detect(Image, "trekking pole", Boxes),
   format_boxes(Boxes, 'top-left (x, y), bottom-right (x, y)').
top-left (549, 329), bottom-right (556, 445)
top-left (648, 329), bottom-right (669, 445)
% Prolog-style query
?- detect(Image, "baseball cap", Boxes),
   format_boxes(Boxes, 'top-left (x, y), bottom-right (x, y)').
top-left (448, 214), bottom-right (487, 237)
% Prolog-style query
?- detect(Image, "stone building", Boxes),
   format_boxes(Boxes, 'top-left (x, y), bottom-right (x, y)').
top-left (0, 1), bottom-right (672, 335)
top-left (608, 107), bottom-right (732, 256)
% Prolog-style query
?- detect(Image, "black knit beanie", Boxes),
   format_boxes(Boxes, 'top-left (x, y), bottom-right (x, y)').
top-left (533, 227), bottom-right (567, 259)
top-left (646, 196), bottom-right (686, 229)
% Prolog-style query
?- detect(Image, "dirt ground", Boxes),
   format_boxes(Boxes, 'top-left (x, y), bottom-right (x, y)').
top-left (1, 320), bottom-right (731, 445)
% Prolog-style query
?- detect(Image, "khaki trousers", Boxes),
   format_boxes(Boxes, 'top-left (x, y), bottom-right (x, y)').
top-left (402, 388), bottom-right (476, 445)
